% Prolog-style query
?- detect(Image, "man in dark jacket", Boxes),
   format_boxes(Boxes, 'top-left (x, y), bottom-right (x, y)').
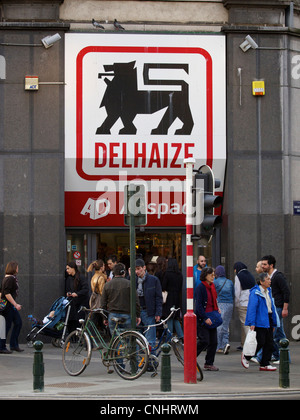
top-left (261, 255), bottom-right (290, 361)
top-left (135, 258), bottom-right (162, 348)
top-left (101, 263), bottom-right (141, 334)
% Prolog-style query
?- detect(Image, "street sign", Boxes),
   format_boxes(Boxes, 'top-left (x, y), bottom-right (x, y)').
top-left (293, 201), bottom-right (300, 215)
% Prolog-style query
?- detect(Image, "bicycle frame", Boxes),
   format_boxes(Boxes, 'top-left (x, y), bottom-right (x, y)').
top-left (77, 308), bottom-right (123, 363)
top-left (63, 307), bottom-right (150, 379)
top-left (143, 307), bottom-right (181, 375)
top-left (77, 308), bottom-right (149, 367)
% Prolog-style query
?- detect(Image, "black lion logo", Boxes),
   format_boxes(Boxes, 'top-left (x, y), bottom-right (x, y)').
top-left (96, 61), bottom-right (194, 135)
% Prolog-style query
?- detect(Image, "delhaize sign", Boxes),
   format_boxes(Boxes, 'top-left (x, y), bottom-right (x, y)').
top-left (65, 34), bottom-right (226, 227)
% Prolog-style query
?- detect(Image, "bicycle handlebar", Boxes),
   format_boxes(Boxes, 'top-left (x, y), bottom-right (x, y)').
top-left (78, 306), bottom-right (180, 328)
top-left (144, 307), bottom-right (180, 332)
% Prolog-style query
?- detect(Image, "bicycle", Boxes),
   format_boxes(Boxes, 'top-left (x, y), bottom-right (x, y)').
top-left (143, 307), bottom-right (203, 381)
top-left (62, 307), bottom-right (150, 380)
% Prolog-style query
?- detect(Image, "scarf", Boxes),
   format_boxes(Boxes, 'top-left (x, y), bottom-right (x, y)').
top-left (137, 277), bottom-right (145, 297)
top-left (234, 262), bottom-right (256, 290)
top-left (202, 280), bottom-right (218, 311)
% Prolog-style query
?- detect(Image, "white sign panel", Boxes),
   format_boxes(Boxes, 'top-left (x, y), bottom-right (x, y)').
top-left (65, 33), bottom-right (226, 226)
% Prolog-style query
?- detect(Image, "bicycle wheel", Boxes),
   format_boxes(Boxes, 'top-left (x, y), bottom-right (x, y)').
top-left (62, 330), bottom-right (92, 376)
top-left (110, 331), bottom-right (149, 380)
top-left (172, 338), bottom-right (203, 382)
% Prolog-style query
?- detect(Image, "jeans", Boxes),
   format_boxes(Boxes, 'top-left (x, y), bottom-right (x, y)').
top-left (217, 302), bottom-right (233, 349)
top-left (108, 312), bottom-right (131, 336)
top-left (5, 305), bottom-right (22, 348)
top-left (167, 318), bottom-right (183, 340)
top-left (140, 310), bottom-right (156, 348)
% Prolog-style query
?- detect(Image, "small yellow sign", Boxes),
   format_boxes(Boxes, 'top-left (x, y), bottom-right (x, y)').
top-left (25, 76), bottom-right (39, 90)
top-left (252, 80), bottom-right (265, 96)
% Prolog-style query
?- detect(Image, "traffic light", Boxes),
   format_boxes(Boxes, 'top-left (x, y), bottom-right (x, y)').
top-left (193, 165), bottom-right (222, 242)
top-left (124, 183), bottom-right (147, 226)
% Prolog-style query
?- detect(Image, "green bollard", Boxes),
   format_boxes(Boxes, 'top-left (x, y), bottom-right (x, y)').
top-left (279, 338), bottom-right (290, 389)
top-left (160, 343), bottom-right (171, 392)
top-left (33, 341), bottom-right (44, 392)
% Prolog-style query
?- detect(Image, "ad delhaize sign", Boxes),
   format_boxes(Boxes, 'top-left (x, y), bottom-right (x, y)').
top-left (65, 34), bottom-right (226, 227)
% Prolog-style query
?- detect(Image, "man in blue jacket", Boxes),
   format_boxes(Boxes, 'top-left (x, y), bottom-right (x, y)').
top-left (241, 272), bottom-right (279, 371)
top-left (135, 258), bottom-right (162, 348)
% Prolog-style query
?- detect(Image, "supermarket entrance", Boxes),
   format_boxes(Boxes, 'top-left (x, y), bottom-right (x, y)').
top-left (66, 230), bottom-right (184, 273)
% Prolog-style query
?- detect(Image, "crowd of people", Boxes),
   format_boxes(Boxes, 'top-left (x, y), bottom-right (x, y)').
top-left (0, 253), bottom-right (290, 376)
top-left (194, 254), bottom-right (290, 372)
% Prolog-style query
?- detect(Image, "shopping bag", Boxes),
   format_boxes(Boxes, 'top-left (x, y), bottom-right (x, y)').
top-left (243, 330), bottom-right (257, 356)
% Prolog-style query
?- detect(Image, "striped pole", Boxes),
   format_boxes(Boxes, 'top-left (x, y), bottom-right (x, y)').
top-left (183, 158), bottom-right (197, 384)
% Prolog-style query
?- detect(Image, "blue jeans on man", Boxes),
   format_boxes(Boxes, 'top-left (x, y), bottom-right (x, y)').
top-left (108, 312), bottom-right (131, 336)
top-left (140, 309), bottom-right (156, 349)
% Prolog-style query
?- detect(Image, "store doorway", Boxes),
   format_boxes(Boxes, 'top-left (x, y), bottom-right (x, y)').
top-left (66, 229), bottom-right (215, 313)
top-left (96, 231), bottom-right (182, 269)
top-left (66, 230), bottom-right (183, 272)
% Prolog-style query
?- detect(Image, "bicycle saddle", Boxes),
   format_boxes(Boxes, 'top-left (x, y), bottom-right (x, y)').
top-left (111, 316), bottom-right (126, 324)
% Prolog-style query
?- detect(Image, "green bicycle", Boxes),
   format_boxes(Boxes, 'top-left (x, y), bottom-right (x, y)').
top-left (62, 307), bottom-right (150, 380)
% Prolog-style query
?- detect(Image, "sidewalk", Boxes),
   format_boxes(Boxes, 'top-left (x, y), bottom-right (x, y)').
top-left (0, 341), bottom-right (299, 400)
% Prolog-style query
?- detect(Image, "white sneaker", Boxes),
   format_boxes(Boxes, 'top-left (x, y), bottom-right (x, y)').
top-left (259, 365), bottom-right (277, 371)
top-left (223, 344), bottom-right (230, 354)
top-left (250, 357), bottom-right (259, 364)
top-left (241, 353), bottom-right (249, 369)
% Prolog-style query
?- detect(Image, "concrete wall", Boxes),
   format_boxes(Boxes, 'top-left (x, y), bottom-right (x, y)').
top-left (0, 23), bottom-right (68, 337)
top-left (222, 0), bottom-right (300, 339)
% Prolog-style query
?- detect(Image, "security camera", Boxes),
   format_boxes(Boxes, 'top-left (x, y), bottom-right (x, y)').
top-left (239, 35), bottom-right (258, 52)
top-left (41, 33), bottom-right (61, 49)
top-left (245, 35), bottom-right (258, 49)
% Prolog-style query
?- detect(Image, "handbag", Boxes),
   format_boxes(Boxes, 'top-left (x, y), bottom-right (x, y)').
top-left (204, 310), bottom-right (223, 329)
top-left (243, 330), bottom-right (257, 356)
top-left (89, 291), bottom-right (101, 310)
top-left (162, 291), bottom-right (168, 304)
top-left (0, 298), bottom-right (7, 313)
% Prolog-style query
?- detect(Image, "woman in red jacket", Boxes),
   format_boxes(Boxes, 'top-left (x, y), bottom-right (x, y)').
top-left (195, 267), bottom-right (221, 371)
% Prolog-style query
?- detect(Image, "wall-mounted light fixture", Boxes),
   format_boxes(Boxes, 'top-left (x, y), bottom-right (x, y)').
top-left (240, 34), bottom-right (285, 52)
top-left (0, 33), bottom-right (61, 48)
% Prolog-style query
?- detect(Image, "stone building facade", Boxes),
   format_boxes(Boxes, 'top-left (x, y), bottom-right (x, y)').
top-left (1, 0), bottom-right (300, 342)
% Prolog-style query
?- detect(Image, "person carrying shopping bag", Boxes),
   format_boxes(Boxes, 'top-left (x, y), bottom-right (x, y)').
top-left (241, 272), bottom-right (279, 371)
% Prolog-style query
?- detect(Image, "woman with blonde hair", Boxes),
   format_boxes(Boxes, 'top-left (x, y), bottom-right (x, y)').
top-left (87, 260), bottom-right (107, 331)
top-left (87, 259), bottom-right (107, 304)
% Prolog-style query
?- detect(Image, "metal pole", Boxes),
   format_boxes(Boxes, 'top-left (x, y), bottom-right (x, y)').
top-left (279, 338), bottom-right (290, 388)
top-left (33, 341), bottom-right (44, 392)
top-left (130, 213), bottom-right (136, 329)
top-left (183, 158), bottom-right (197, 384)
top-left (160, 343), bottom-right (172, 392)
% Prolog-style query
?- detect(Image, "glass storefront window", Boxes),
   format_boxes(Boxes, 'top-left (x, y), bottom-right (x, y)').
top-left (96, 231), bottom-right (182, 269)
top-left (66, 230), bottom-right (182, 272)
top-left (66, 232), bottom-right (88, 275)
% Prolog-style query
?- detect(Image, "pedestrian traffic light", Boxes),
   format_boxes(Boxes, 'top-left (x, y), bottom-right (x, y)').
top-left (192, 165), bottom-right (222, 242)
